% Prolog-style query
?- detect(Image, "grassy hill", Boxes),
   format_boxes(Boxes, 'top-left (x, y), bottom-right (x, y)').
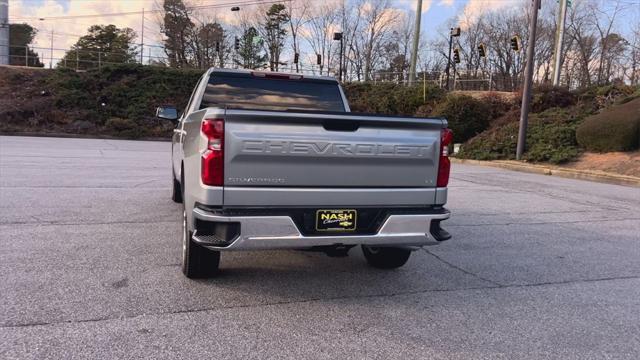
top-left (1, 65), bottom-right (638, 164)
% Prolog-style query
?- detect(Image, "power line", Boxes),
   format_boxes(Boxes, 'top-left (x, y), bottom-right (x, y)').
top-left (8, 0), bottom-right (283, 22)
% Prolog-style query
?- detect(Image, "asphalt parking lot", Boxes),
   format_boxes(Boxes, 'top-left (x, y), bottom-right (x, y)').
top-left (1, 135), bottom-right (639, 359)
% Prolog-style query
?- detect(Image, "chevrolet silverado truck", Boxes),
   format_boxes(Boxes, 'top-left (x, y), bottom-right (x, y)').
top-left (156, 68), bottom-right (452, 278)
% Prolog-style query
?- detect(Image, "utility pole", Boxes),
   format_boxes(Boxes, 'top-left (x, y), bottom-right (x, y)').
top-left (0, 0), bottom-right (9, 66)
top-left (49, 29), bottom-right (53, 69)
top-left (516, 0), bottom-right (541, 160)
top-left (551, 0), bottom-right (568, 86)
top-left (140, 8), bottom-right (144, 64)
top-left (408, 0), bottom-right (422, 85)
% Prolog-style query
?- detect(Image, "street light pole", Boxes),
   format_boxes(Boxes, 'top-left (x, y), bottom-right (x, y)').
top-left (0, 0), bottom-right (10, 66)
top-left (333, 32), bottom-right (343, 82)
top-left (445, 34), bottom-right (453, 90)
top-left (408, 0), bottom-right (422, 85)
top-left (445, 27), bottom-right (460, 91)
top-left (50, 29), bottom-right (53, 69)
top-left (140, 8), bottom-right (144, 64)
top-left (516, 0), bottom-right (541, 160)
top-left (552, 0), bottom-right (568, 86)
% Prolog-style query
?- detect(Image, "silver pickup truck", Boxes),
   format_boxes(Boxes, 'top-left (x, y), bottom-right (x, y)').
top-left (156, 68), bottom-right (452, 278)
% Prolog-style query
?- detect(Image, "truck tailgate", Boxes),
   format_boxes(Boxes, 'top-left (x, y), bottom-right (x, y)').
top-left (223, 109), bottom-right (445, 190)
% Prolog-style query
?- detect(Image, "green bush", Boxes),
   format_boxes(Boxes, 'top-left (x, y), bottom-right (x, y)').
top-left (343, 82), bottom-right (445, 116)
top-left (105, 117), bottom-right (146, 138)
top-left (458, 107), bottom-right (581, 164)
top-left (531, 85), bottom-right (576, 113)
top-left (576, 98), bottom-right (640, 152)
top-left (577, 84), bottom-right (637, 112)
top-left (479, 92), bottom-right (516, 121)
top-left (616, 87), bottom-right (640, 105)
top-left (431, 95), bottom-right (491, 143)
top-left (49, 64), bottom-right (203, 130)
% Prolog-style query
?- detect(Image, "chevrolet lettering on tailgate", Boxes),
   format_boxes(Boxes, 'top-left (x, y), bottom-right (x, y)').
top-left (240, 140), bottom-right (433, 158)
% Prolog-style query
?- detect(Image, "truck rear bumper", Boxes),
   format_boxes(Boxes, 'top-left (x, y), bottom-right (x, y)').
top-left (191, 207), bottom-right (450, 251)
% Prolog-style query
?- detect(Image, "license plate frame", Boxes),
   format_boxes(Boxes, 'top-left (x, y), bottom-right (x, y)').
top-left (315, 209), bottom-right (357, 232)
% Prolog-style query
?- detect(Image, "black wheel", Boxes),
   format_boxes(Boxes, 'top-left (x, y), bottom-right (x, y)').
top-left (171, 174), bottom-right (183, 203)
top-left (181, 195), bottom-right (219, 279)
top-left (362, 246), bottom-right (411, 269)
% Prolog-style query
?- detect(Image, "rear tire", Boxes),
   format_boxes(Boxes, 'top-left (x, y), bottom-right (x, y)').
top-left (171, 174), bottom-right (183, 203)
top-left (181, 192), bottom-right (219, 279)
top-left (362, 246), bottom-right (411, 269)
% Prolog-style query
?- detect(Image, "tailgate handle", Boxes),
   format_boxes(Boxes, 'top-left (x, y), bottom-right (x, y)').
top-left (322, 120), bottom-right (359, 132)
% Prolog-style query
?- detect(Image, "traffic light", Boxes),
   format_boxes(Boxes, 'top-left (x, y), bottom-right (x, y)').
top-left (453, 48), bottom-right (460, 64)
top-left (478, 43), bottom-right (486, 58)
top-left (510, 35), bottom-right (521, 52)
top-left (234, 37), bottom-right (240, 51)
top-left (316, 54), bottom-right (322, 65)
top-left (215, 41), bottom-right (220, 53)
top-left (294, 53), bottom-right (299, 64)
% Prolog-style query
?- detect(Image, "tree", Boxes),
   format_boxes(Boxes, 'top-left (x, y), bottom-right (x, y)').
top-left (589, 0), bottom-right (626, 85)
top-left (60, 25), bottom-right (137, 70)
top-left (161, 0), bottom-right (194, 68)
top-left (304, 2), bottom-right (339, 75)
top-left (356, 0), bottom-right (400, 81)
top-left (192, 22), bottom-right (228, 68)
top-left (235, 27), bottom-right (267, 69)
top-left (9, 24), bottom-right (43, 67)
top-left (262, 4), bottom-right (289, 71)
top-left (286, 1), bottom-right (308, 73)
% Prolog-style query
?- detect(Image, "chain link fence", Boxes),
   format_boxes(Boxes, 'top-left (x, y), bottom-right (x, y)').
top-left (2, 43), bottom-right (520, 92)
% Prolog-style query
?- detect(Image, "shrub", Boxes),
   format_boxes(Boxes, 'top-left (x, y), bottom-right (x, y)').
top-left (531, 85), bottom-right (576, 113)
top-left (343, 82), bottom-right (445, 116)
top-left (616, 87), bottom-right (640, 105)
top-left (431, 95), bottom-right (491, 143)
top-left (457, 122), bottom-right (519, 161)
top-left (490, 108), bottom-right (520, 127)
top-left (106, 117), bottom-right (136, 131)
top-left (577, 84), bottom-right (637, 112)
top-left (458, 107), bottom-right (581, 164)
top-left (525, 117), bottom-right (580, 163)
top-left (480, 92), bottom-right (517, 120)
top-left (105, 117), bottom-right (146, 138)
top-left (576, 98), bottom-right (640, 152)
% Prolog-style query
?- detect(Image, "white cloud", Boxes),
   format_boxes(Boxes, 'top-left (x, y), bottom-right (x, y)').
top-left (9, 0), bottom-right (158, 66)
top-left (8, 0), bottom-right (252, 66)
top-left (439, 0), bottom-right (454, 6)
top-left (458, 0), bottom-right (514, 29)
top-left (396, 0), bottom-right (434, 14)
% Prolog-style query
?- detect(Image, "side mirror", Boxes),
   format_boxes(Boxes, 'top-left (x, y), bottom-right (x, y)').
top-left (156, 106), bottom-right (178, 122)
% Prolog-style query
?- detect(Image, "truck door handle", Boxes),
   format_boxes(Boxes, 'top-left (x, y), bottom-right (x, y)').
top-left (322, 120), bottom-right (359, 132)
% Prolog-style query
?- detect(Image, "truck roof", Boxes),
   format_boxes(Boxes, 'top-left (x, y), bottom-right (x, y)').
top-left (206, 68), bottom-right (338, 83)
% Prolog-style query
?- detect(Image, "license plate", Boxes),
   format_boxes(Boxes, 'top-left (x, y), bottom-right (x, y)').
top-left (315, 209), bottom-right (357, 231)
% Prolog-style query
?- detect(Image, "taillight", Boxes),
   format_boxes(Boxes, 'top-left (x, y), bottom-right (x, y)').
top-left (201, 118), bottom-right (224, 186)
top-left (437, 128), bottom-right (453, 187)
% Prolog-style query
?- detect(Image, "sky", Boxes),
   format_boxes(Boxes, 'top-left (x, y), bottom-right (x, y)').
top-left (7, 0), bottom-right (639, 68)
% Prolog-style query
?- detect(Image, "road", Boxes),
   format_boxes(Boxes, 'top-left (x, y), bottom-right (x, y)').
top-left (1, 136), bottom-right (639, 359)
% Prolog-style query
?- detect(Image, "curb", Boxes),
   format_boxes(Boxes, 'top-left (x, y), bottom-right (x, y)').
top-left (451, 158), bottom-right (640, 187)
